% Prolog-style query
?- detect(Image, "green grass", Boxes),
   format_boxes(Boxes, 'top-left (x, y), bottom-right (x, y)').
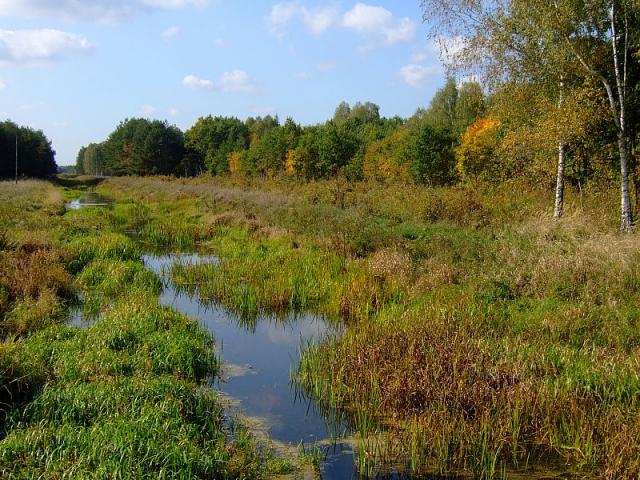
top-left (89, 175), bottom-right (640, 478)
top-left (5, 175), bottom-right (637, 477)
top-left (169, 226), bottom-right (406, 326)
top-left (0, 178), bottom-right (301, 479)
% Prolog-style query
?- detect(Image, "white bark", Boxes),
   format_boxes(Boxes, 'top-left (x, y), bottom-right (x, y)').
top-left (610, 2), bottom-right (633, 231)
top-left (555, 0), bottom-right (633, 231)
top-left (554, 79), bottom-right (566, 219)
top-left (554, 141), bottom-right (566, 218)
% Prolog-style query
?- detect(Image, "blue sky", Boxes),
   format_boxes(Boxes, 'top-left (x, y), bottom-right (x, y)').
top-left (0, 1), bottom-right (446, 165)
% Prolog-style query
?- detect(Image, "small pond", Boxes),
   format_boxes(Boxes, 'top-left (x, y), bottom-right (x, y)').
top-left (66, 193), bottom-right (112, 210)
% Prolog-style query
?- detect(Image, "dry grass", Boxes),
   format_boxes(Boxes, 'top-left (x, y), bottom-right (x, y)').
top-left (88, 175), bottom-right (639, 477)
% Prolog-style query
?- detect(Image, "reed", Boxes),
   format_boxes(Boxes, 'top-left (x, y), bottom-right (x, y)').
top-left (91, 175), bottom-right (640, 477)
top-left (0, 177), bottom-right (297, 478)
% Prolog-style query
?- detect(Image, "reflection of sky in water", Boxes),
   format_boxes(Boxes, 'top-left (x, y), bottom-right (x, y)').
top-left (66, 193), bottom-right (112, 210)
top-left (143, 254), bottom-right (358, 478)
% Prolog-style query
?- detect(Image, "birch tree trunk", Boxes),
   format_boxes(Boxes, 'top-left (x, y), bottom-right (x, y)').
top-left (610, 1), bottom-right (633, 231)
top-left (618, 132), bottom-right (633, 231)
top-left (554, 79), bottom-right (566, 219)
top-left (554, 141), bottom-right (566, 218)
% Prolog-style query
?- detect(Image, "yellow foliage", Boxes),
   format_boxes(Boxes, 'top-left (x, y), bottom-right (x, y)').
top-left (456, 118), bottom-right (501, 180)
top-left (228, 151), bottom-right (243, 177)
top-left (363, 128), bottom-right (410, 181)
top-left (285, 149), bottom-right (298, 175)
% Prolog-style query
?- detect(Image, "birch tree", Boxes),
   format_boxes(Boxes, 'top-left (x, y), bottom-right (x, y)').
top-left (421, 0), bottom-right (578, 217)
top-left (422, 0), bottom-right (639, 229)
top-left (548, 0), bottom-right (639, 230)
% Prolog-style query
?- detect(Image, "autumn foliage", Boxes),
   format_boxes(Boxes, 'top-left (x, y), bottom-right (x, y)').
top-left (455, 118), bottom-right (501, 181)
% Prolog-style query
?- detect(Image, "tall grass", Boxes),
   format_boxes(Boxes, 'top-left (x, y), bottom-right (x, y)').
top-left (91, 175), bottom-right (640, 478)
top-left (0, 178), bottom-right (296, 478)
top-left (170, 227), bottom-right (405, 324)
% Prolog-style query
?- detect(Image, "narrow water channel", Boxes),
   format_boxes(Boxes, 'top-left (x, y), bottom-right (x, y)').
top-left (65, 192), bottom-right (112, 210)
top-left (143, 253), bottom-right (361, 479)
top-left (66, 195), bottom-right (575, 480)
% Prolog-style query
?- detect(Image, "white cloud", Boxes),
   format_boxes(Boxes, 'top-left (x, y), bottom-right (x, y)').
top-left (213, 37), bottom-right (227, 47)
top-left (294, 71), bottom-right (313, 80)
top-left (269, 3), bottom-right (299, 37)
top-left (182, 74), bottom-right (215, 90)
top-left (269, 2), bottom-right (414, 47)
top-left (411, 50), bottom-right (429, 63)
top-left (219, 70), bottom-right (256, 94)
top-left (169, 107), bottom-right (178, 116)
top-left (399, 64), bottom-right (438, 88)
top-left (342, 3), bottom-right (416, 45)
top-left (317, 61), bottom-right (336, 72)
top-left (301, 5), bottom-right (340, 35)
top-left (183, 70), bottom-right (256, 94)
top-left (0, 0), bottom-right (207, 23)
top-left (162, 26), bottom-right (180, 40)
top-left (269, 2), bottom-right (339, 37)
top-left (0, 29), bottom-right (93, 65)
top-left (141, 105), bottom-right (156, 117)
top-left (0, 80), bottom-right (5, 89)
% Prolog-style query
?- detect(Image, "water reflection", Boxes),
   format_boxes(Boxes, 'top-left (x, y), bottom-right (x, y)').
top-left (66, 193), bottom-right (112, 210)
top-left (143, 254), bottom-right (358, 478)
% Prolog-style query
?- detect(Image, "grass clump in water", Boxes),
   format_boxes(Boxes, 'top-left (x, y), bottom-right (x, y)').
top-left (0, 295), bottom-right (274, 478)
top-left (171, 227), bottom-right (406, 324)
top-left (67, 232), bottom-right (140, 274)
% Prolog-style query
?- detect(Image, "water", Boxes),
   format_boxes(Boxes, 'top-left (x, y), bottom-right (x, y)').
top-left (64, 195), bottom-right (574, 478)
top-left (65, 192), bottom-right (112, 210)
top-left (69, 251), bottom-right (575, 479)
top-left (143, 253), bottom-right (360, 479)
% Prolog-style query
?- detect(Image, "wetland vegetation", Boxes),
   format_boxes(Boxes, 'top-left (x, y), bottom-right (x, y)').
top-left (14, 173), bottom-right (634, 479)
top-left (1, 1), bottom-right (640, 478)
top-left (0, 179), bottom-right (298, 479)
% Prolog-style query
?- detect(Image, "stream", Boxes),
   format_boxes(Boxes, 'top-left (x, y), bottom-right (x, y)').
top-left (143, 253), bottom-right (360, 479)
top-left (66, 195), bottom-right (574, 479)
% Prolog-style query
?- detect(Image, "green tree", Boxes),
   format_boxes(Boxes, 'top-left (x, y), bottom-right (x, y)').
top-left (0, 121), bottom-right (57, 179)
top-left (75, 146), bottom-right (86, 175)
top-left (185, 116), bottom-right (249, 175)
top-left (97, 118), bottom-right (183, 176)
top-left (409, 123), bottom-right (456, 185)
top-left (422, 0), bottom-right (640, 229)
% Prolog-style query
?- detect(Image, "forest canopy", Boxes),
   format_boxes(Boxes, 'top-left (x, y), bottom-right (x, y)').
top-left (77, 69), bottom-right (633, 200)
top-left (0, 121), bottom-right (57, 179)
top-left (76, 83), bottom-right (488, 186)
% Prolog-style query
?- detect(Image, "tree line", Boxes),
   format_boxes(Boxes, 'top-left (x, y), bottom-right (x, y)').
top-left (76, 82), bottom-right (487, 186)
top-left (77, 0), bottom-right (640, 231)
top-left (0, 121), bottom-right (57, 179)
top-left (78, 69), bottom-right (633, 195)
